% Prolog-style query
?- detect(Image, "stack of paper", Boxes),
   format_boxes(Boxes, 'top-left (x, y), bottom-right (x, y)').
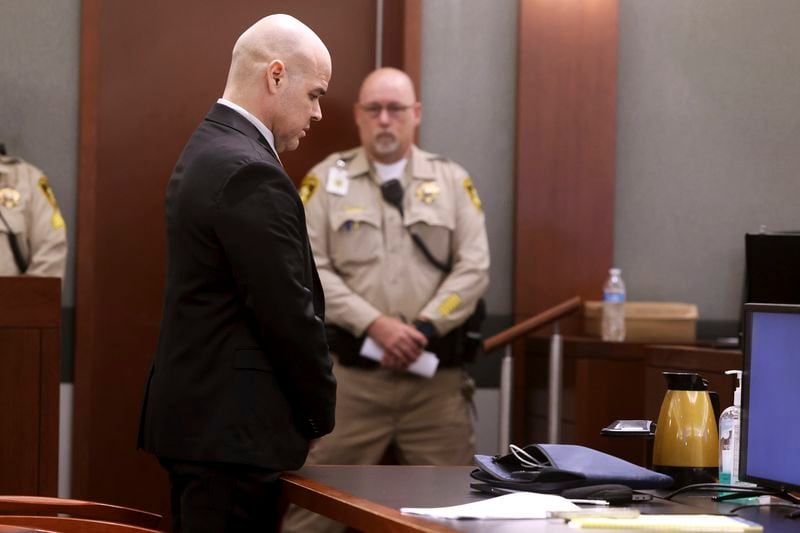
top-left (568, 514), bottom-right (763, 531)
top-left (400, 492), bottom-right (579, 519)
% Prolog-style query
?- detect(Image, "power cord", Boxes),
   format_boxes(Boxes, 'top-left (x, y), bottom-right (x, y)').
top-left (728, 502), bottom-right (800, 520)
top-left (664, 483), bottom-right (800, 520)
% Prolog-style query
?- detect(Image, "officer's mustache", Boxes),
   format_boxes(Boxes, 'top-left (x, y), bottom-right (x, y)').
top-left (375, 132), bottom-right (396, 142)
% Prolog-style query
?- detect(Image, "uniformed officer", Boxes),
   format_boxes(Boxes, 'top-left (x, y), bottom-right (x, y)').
top-left (282, 68), bottom-right (489, 533)
top-left (0, 154), bottom-right (67, 278)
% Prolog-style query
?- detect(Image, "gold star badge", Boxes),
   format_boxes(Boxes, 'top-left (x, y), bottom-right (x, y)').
top-left (415, 182), bottom-right (440, 204)
top-left (0, 188), bottom-right (20, 209)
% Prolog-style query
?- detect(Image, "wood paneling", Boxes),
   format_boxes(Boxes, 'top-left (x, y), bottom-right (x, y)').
top-left (514, 0), bottom-right (619, 319)
top-left (524, 337), bottom-right (648, 465)
top-left (75, 0), bottom-right (420, 513)
top-left (382, 0), bottom-right (421, 95)
top-left (523, 338), bottom-right (741, 467)
top-left (645, 345), bottom-right (741, 421)
top-left (0, 277), bottom-right (60, 495)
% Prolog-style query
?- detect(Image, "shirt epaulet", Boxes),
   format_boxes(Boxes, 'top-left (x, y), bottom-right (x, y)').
top-left (337, 150), bottom-right (358, 164)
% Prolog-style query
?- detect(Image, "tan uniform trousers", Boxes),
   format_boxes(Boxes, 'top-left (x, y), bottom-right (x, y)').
top-left (281, 360), bottom-right (475, 533)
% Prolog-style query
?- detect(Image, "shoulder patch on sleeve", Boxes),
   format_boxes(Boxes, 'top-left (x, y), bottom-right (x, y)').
top-left (462, 177), bottom-right (482, 212)
top-left (38, 176), bottom-right (65, 229)
top-left (299, 174), bottom-right (320, 205)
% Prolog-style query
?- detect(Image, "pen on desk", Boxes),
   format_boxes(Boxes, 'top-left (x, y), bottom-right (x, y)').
top-left (567, 499), bottom-right (610, 506)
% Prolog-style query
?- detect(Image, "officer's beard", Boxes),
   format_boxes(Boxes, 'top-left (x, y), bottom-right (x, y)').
top-left (372, 132), bottom-right (400, 157)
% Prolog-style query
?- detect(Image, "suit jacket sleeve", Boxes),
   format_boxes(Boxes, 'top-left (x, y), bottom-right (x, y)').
top-left (215, 161), bottom-right (336, 438)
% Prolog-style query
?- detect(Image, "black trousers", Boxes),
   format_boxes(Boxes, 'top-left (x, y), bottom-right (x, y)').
top-left (160, 459), bottom-right (282, 533)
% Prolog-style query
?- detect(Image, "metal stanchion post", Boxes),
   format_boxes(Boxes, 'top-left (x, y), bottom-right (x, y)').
top-left (498, 344), bottom-right (513, 453)
top-left (548, 322), bottom-right (563, 443)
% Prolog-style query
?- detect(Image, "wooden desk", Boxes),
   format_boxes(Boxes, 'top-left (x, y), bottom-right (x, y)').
top-left (281, 465), bottom-right (797, 532)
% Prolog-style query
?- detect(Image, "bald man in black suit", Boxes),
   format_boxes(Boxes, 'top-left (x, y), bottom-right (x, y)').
top-left (138, 14), bottom-right (336, 532)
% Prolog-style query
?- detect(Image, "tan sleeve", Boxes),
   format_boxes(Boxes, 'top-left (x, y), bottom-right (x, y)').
top-left (420, 165), bottom-right (490, 335)
top-left (24, 168), bottom-right (67, 278)
top-left (302, 168), bottom-right (381, 336)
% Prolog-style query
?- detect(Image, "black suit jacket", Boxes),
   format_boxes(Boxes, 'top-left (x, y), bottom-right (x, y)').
top-left (138, 103), bottom-right (336, 471)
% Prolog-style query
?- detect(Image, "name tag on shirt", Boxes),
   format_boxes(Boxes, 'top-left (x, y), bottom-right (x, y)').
top-left (326, 166), bottom-right (349, 196)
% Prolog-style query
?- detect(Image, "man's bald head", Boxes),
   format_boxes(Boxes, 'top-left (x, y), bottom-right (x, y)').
top-left (226, 15), bottom-right (329, 92)
top-left (354, 68), bottom-right (421, 163)
top-left (223, 14), bottom-right (332, 153)
top-left (358, 67), bottom-right (417, 103)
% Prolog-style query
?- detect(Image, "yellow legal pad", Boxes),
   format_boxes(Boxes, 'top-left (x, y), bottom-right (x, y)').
top-left (568, 514), bottom-right (763, 531)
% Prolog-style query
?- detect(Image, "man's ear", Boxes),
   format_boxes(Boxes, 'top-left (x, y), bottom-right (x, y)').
top-left (266, 60), bottom-right (286, 94)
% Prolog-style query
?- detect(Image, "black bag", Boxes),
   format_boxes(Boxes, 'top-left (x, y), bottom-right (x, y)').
top-left (472, 444), bottom-right (674, 493)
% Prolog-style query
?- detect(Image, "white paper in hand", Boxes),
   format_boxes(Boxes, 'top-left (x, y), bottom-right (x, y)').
top-left (360, 336), bottom-right (439, 378)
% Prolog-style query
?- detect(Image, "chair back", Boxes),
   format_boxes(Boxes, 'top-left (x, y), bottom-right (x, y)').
top-left (0, 525), bottom-right (57, 533)
top-left (0, 496), bottom-right (163, 531)
top-left (0, 516), bottom-right (161, 533)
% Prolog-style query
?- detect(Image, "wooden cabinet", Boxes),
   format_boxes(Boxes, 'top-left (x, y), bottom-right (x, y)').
top-left (520, 337), bottom-right (742, 466)
top-left (0, 277), bottom-right (60, 495)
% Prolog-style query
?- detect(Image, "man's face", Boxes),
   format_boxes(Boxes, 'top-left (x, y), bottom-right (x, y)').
top-left (355, 73), bottom-right (421, 163)
top-left (272, 52), bottom-right (330, 153)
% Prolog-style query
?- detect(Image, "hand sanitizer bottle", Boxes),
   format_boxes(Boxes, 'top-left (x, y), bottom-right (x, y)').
top-left (718, 370), bottom-right (742, 485)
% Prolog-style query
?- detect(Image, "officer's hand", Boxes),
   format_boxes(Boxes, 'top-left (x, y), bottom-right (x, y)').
top-left (367, 315), bottom-right (427, 370)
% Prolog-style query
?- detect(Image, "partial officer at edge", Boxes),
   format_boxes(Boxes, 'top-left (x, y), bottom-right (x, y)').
top-left (0, 150), bottom-right (67, 278)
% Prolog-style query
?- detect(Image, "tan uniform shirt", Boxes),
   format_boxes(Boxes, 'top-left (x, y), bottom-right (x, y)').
top-left (0, 156), bottom-right (67, 277)
top-left (301, 145), bottom-right (489, 337)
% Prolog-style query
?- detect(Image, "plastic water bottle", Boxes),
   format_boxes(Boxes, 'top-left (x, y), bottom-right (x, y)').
top-left (602, 268), bottom-right (626, 342)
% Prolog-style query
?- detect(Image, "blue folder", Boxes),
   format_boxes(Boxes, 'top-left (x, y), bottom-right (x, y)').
top-left (472, 444), bottom-right (673, 493)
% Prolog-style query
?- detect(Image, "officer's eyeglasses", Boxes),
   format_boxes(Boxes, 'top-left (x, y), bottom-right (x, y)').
top-left (358, 102), bottom-right (414, 119)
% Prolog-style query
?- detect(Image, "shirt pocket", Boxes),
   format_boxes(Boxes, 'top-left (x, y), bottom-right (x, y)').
top-left (329, 208), bottom-right (383, 268)
top-left (405, 206), bottom-right (454, 267)
top-left (0, 207), bottom-right (25, 236)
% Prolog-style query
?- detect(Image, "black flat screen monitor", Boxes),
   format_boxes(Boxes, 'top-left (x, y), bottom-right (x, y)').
top-left (745, 232), bottom-right (800, 305)
top-left (740, 303), bottom-right (800, 492)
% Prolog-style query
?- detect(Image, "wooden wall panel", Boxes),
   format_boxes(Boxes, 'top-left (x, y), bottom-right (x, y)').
top-left (382, 0), bottom-right (421, 94)
top-left (0, 329), bottom-right (41, 494)
top-left (644, 345), bottom-right (742, 421)
top-left (514, 0), bottom-right (618, 319)
top-left (75, 0), bottom-right (419, 513)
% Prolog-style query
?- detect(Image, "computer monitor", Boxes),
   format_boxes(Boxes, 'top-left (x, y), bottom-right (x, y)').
top-left (740, 303), bottom-right (800, 492)
top-left (745, 232), bottom-right (800, 305)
